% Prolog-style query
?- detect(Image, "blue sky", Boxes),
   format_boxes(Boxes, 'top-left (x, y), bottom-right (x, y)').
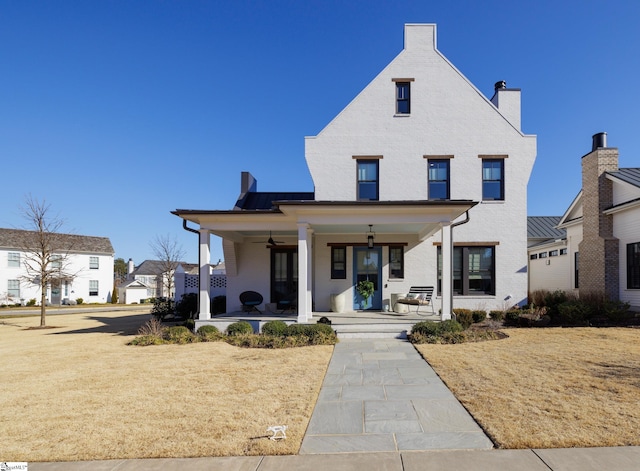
top-left (1, 1), bottom-right (639, 265)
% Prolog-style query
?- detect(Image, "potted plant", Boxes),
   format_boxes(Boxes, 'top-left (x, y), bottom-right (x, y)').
top-left (356, 280), bottom-right (375, 308)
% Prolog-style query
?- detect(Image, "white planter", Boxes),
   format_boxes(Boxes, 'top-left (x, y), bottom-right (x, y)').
top-left (330, 293), bottom-right (345, 313)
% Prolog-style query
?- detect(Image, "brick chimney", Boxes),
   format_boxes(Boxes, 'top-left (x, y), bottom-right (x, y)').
top-left (578, 132), bottom-right (619, 300)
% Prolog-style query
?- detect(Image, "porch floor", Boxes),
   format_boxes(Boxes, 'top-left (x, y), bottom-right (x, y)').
top-left (199, 309), bottom-right (440, 339)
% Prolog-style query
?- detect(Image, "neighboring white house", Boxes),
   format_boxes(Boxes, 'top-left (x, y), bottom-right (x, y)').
top-left (528, 133), bottom-right (640, 311)
top-left (172, 24), bottom-right (537, 324)
top-left (0, 228), bottom-right (114, 305)
top-left (527, 217), bottom-right (570, 293)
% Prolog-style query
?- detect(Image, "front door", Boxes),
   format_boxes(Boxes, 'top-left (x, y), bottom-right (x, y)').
top-left (353, 247), bottom-right (382, 310)
top-left (271, 248), bottom-right (298, 304)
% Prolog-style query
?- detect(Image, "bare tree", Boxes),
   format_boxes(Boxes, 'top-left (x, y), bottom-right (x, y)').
top-left (18, 195), bottom-right (78, 327)
top-left (149, 234), bottom-right (185, 303)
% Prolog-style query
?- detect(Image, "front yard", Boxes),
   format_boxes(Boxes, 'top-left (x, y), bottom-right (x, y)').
top-left (1, 310), bottom-right (638, 461)
top-left (415, 327), bottom-right (640, 449)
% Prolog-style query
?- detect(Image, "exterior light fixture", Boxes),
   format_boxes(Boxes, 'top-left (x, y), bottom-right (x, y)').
top-left (367, 225), bottom-right (375, 249)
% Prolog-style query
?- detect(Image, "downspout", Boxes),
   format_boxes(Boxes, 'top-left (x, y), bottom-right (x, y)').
top-left (181, 220), bottom-right (201, 313)
top-left (447, 211), bottom-right (470, 321)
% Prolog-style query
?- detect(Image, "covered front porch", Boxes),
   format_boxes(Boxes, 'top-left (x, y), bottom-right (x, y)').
top-left (196, 308), bottom-right (440, 339)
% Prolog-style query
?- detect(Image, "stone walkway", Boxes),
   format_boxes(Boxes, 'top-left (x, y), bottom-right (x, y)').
top-left (299, 338), bottom-right (493, 453)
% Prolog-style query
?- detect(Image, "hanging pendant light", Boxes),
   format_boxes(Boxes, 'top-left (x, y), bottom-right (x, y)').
top-left (367, 225), bottom-right (375, 249)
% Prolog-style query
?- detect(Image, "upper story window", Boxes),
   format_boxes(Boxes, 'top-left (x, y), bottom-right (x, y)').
top-left (51, 255), bottom-right (62, 270)
top-left (428, 159), bottom-right (450, 200)
top-left (481, 157), bottom-right (505, 200)
top-left (356, 158), bottom-right (379, 201)
top-left (392, 78), bottom-right (413, 115)
top-left (8, 252), bottom-right (20, 267)
top-left (89, 256), bottom-right (99, 269)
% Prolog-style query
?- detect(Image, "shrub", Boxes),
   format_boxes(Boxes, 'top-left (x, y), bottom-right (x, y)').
top-left (197, 324), bottom-right (221, 341)
top-left (183, 318), bottom-right (195, 331)
top-left (128, 335), bottom-right (166, 346)
top-left (472, 310), bottom-right (487, 323)
top-left (175, 293), bottom-right (198, 319)
top-left (262, 320), bottom-right (288, 337)
top-left (164, 325), bottom-right (197, 344)
top-left (504, 310), bottom-right (521, 325)
top-left (454, 309), bottom-right (473, 329)
top-left (76, 298), bottom-right (84, 305)
top-left (212, 295), bottom-right (226, 314)
top-left (151, 297), bottom-right (174, 320)
top-left (226, 321), bottom-right (254, 336)
top-left (489, 310), bottom-right (505, 321)
top-left (601, 300), bottom-right (632, 323)
top-left (543, 290), bottom-right (571, 318)
top-left (26, 298), bottom-right (37, 306)
top-left (557, 300), bottom-right (594, 326)
top-left (411, 320), bottom-right (463, 338)
top-left (284, 323), bottom-right (337, 345)
top-left (137, 317), bottom-right (165, 337)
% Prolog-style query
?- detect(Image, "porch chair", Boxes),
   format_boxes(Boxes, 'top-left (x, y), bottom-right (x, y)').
top-left (395, 286), bottom-right (435, 315)
top-left (239, 291), bottom-right (263, 313)
top-left (276, 292), bottom-right (297, 313)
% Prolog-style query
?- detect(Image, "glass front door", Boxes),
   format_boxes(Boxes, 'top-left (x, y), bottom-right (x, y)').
top-left (353, 247), bottom-right (382, 310)
top-left (271, 248), bottom-right (298, 304)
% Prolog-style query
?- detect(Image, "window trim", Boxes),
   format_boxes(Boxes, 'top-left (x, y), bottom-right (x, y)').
top-left (331, 246), bottom-right (347, 280)
top-left (8, 279), bottom-right (20, 298)
top-left (392, 78), bottom-right (414, 115)
top-left (89, 256), bottom-right (99, 269)
top-left (356, 159), bottom-right (379, 201)
top-left (627, 242), bottom-right (640, 289)
top-left (481, 157), bottom-right (505, 201)
top-left (389, 245), bottom-right (404, 279)
top-left (8, 252), bottom-right (20, 268)
top-left (437, 245), bottom-right (496, 296)
top-left (89, 280), bottom-right (99, 297)
top-left (427, 159), bottom-right (450, 200)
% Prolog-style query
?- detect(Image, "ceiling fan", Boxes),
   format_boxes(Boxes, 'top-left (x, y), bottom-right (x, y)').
top-left (253, 231), bottom-right (285, 246)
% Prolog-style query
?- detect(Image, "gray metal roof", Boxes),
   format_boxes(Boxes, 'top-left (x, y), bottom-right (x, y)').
top-left (608, 168), bottom-right (640, 188)
top-left (0, 228), bottom-right (114, 254)
top-left (527, 217), bottom-right (565, 240)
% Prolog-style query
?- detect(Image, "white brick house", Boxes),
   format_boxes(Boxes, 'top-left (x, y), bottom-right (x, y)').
top-left (172, 24), bottom-right (537, 323)
top-left (0, 228), bottom-right (114, 305)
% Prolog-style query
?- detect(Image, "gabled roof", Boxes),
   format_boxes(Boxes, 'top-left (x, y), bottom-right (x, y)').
top-left (121, 279), bottom-right (151, 289)
top-left (527, 217), bottom-right (565, 240)
top-left (607, 168), bottom-right (640, 188)
top-left (0, 228), bottom-right (114, 254)
top-left (235, 192), bottom-right (315, 210)
top-left (130, 260), bottom-right (187, 276)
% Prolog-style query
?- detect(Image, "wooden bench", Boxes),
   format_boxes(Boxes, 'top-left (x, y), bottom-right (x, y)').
top-left (395, 286), bottom-right (435, 315)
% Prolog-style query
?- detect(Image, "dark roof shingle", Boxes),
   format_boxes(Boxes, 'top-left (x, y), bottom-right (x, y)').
top-left (0, 228), bottom-right (114, 254)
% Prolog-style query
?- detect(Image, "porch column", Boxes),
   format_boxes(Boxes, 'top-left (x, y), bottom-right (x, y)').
top-left (440, 223), bottom-right (453, 320)
top-left (297, 223), bottom-right (312, 323)
top-left (198, 230), bottom-right (211, 320)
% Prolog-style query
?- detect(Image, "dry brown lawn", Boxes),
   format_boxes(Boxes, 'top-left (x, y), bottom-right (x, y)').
top-left (0, 310), bottom-right (333, 462)
top-left (415, 327), bottom-right (640, 449)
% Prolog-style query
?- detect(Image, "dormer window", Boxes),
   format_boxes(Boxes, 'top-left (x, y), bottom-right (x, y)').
top-left (392, 78), bottom-right (414, 115)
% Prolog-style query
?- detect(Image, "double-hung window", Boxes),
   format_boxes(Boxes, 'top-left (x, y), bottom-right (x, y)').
top-left (627, 242), bottom-right (640, 289)
top-left (331, 246), bottom-right (346, 279)
top-left (89, 256), bottom-right (99, 269)
top-left (437, 245), bottom-right (495, 295)
top-left (396, 82), bottom-right (410, 114)
top-left (89, 280), bottom-right (99, 296)
top-left (356, 159), bottom-right (379, 201)
top-left (428, 159), bottom-right (450, 200)
top-left (481, 158), bottom-right (505, 201)
top-left (389, 246), bottom-right (404, 279)
top-left (8, 252), bottom-right (20, 267)
top-left (8, 280), bottom-right (20, 298)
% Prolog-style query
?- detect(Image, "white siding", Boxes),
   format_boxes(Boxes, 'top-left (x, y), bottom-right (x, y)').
top-left (613, 207), bottom-right (640, 309)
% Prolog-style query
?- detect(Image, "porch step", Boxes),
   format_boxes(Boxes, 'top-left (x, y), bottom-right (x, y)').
top-left (332, 323), bottom-right (414, 339)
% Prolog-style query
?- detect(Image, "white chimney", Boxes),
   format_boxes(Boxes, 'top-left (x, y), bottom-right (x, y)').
top-left (490, 80), bottom-right (522, 131)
